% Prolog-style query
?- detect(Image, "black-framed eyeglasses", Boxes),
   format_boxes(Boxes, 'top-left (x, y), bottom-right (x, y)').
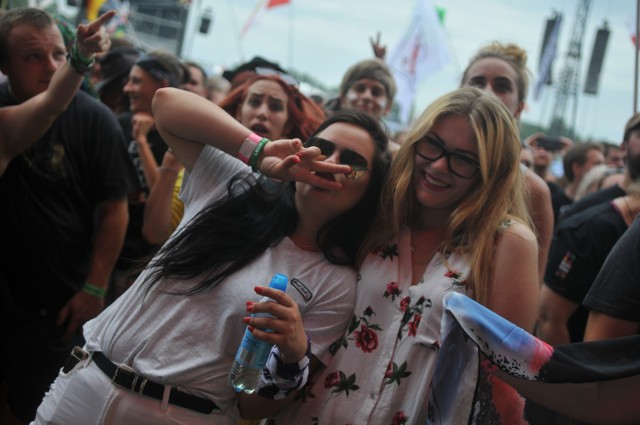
top-left (415, 136), bottom-right (480, 179)
top-left (304, 137), bottom-right (369, 180)
top-left (255, 66), bottom-right (299, 89)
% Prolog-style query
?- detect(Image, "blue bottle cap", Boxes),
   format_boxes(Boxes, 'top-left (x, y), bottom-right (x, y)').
top-left (268, 273), bottom-right (288, 292)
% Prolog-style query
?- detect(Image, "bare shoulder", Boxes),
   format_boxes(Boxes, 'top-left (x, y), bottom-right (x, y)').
top-left (523, 166), bottom-right (551, 196)
top-left (501, 220), bottom-right (537, 243)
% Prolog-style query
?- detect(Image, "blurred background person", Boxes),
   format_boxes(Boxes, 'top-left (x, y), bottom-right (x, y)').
top-left (460, 41), bottom-right (554, 286)
top-left (0, 9), bottom-right (133, 425)
top-left (93, 45), bottom-right (140, 116)
top-left (560, 113), bottom-right (640, 220)
top-left (548, 142), bottom-right (605, 224)
top-left (222, 55), bottom-right (286, 90)
top-left (521, 143), bottom-right (535, 169)
top-left (207, 74), bottom-right (231, 104)
top-left (113, 49), bottom-right (185, 298)
top-left (142, 71), bottom-right (325, 245)
top-left (181, 59), bottom-right (210, 98)
top-left (602, 141), bottom-right (626, 170)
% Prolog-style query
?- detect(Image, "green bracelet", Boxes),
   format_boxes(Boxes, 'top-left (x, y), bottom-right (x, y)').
top-left (249, 138), bottom-right (270, 172)
top-left (68, 42), bottom-right (95, 76)
top-left (82, 282), bottom-right (106, 299)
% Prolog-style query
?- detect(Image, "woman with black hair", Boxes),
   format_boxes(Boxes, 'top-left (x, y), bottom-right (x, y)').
top-left (32, 87), bottom-right (391, 425)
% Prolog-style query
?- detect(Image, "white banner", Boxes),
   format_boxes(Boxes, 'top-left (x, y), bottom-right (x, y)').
top-left (387, 0), bottom-right (450, 125)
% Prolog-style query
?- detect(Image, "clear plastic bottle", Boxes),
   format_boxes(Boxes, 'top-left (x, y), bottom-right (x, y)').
top-left (228, 273), bottom-right (288, 393)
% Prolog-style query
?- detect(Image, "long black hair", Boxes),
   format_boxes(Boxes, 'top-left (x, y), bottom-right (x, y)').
top-left (145, 110), bottom-right (391, 294)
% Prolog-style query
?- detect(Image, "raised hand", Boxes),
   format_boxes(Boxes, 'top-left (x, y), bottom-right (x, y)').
top-left (75, 10), bottom-right (116, 59)
top-left (259, 138), bottom-right (352, 190)
top-left (370, 31), bottom-right (387, 60)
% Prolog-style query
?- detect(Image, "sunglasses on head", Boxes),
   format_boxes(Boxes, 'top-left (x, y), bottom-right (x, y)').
top-left (255, 66), bottom-right (299, 88)
top-left (304, 137), bottom-right (370, 180)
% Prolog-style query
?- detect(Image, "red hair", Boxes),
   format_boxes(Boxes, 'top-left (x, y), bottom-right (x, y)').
top-left (219, 74), bottom-right (325, 141)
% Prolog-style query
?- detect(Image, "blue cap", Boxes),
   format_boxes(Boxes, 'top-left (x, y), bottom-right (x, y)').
top-left (268, 273), bottom-right (288, 292)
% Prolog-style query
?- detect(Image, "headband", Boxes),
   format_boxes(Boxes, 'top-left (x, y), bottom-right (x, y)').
top-left (135, 55), bottom-right (180, 88)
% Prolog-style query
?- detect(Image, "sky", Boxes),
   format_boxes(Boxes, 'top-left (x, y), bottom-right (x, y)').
top-left (180, 0), bottom-right (638, 143)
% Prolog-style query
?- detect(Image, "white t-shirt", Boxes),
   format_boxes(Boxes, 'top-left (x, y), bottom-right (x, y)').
top-left (83, 146), bottom-right (357, 420)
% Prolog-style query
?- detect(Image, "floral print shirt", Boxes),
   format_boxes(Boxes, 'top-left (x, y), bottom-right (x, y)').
top-left (272, 227), bottom-right (471, 425)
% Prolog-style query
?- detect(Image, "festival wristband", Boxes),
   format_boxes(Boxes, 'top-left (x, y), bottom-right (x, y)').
top-left (81, 282), bottom-right (106, 299)
top-left (249, 138), bottom-right (270, 173)
top-left (67, 41), bottom-right (95, 76)
top-left (237, 132), bottom-right (263, 165)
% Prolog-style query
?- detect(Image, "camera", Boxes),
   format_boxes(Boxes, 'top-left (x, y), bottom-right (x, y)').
top-left (536, 137), bottom-right (565, 152)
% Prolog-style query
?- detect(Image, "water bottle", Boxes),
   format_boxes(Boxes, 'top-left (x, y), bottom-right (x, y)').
top-left (228, 273), bottom-right (288, 393)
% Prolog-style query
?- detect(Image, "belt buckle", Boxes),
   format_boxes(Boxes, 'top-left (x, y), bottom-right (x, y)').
top-left (62, 346), bottom-right (88, 373)
top-left (112, 366), bottom-right (148, 395)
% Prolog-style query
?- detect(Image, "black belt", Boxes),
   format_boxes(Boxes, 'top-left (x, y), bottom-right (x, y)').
top-left (91, 351), bottom-right (218, 415)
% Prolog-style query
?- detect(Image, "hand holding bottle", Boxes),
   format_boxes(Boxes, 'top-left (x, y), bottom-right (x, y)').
top-left (244, 285), bottom-right (308, 364)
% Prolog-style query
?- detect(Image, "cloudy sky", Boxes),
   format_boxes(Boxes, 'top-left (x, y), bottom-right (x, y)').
top-left (182, 0), bottom-right (637, 143)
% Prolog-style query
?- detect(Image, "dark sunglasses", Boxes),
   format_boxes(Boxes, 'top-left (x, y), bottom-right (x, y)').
top-left (415, 135), bottom-right (480, 179)
top-left (304, 137), bottom-right (370, 180)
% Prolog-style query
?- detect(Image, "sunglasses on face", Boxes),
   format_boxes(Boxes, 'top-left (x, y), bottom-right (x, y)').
top-left (415, 135), bottom-right (480, 179)
top-left (304, 137), bottom-right (370, 180)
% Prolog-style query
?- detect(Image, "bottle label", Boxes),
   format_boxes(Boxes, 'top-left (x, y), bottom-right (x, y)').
top-left (235, 327), bottom-right (272, 368)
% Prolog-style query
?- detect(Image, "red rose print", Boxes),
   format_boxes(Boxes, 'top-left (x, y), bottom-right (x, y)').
top-left (392, 411), bottom-right (408, 424)
top-left (400, 296), bottom-right (410, 312)
top-left (384, 281), bottom-right (401, 300)
top-left (354, 324), bottom-right (379, 353)
top-left (384, 361), bottom-right (393, 378)
top-left (408, 313), bottom-right (422, 336)
top-left (324, 371), bottom-right (340, 388)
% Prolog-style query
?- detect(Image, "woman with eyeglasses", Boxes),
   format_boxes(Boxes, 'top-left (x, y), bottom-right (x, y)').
top-left (142, 72), bottom-right (324, 245)
top-left (32, 87), bottom-right (390, 425)
top-left (261, 86), bottom-right (539, 424)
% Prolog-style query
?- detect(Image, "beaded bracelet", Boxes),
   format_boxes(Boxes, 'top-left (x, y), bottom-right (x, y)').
top-left (249, 138), bottom-right (270, 173)
top-left (82, 282), bottom-right (106, 299)
top-left (67, 42), bottom-right (95, 76)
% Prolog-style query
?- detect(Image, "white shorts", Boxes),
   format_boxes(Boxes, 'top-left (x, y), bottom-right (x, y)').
top-left (31, 354), bottom-right (234, 425)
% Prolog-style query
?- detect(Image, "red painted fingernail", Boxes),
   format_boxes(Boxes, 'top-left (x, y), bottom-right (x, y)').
top-left (243, 317), bottom-right (250, 324)
top-left (254, 286), bottom-right (265, 294)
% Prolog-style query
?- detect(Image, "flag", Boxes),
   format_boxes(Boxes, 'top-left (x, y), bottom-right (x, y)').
top-left (533, 14), bottom-right (562, 101)
top-left (386, 0), bottom-right (450, 126)
top-left (105, 0), bottom-right (130, 38)
top-left (628, 13), bottom-right (640, 49)
top-left (240, 0), bottom-right (290, 38)
top-left (86, 0), bottom-right (107, 21)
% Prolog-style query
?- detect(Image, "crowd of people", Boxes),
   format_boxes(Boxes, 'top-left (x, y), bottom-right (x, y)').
top-left (1, 6), bottom-right (639, 425)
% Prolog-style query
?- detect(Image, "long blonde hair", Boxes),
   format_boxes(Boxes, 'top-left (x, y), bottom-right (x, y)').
top-left (360, 87), bottom-right (531, 305)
